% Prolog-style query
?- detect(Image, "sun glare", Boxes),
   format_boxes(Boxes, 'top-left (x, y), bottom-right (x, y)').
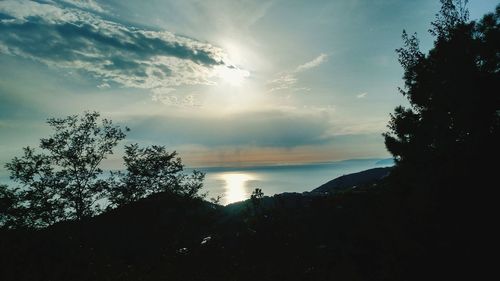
top-left (220, 173), bottom-right (255, 204)
top-left (216, 65), bottom-right (250, 87)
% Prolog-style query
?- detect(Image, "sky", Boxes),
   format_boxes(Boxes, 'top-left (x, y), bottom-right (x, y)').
top-left (0, 0), bottom-right (497, 174)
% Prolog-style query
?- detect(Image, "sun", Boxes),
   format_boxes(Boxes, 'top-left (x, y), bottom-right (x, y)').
top-left (216, 65), bottom-right (250, 87)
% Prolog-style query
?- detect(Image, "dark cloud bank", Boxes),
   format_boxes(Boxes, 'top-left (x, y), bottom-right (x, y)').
top-left (0, 0), bottom-right (229, 90)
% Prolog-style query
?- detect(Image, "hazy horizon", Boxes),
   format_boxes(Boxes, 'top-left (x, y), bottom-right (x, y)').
top-left (0, 156), bottom-right (393, 204)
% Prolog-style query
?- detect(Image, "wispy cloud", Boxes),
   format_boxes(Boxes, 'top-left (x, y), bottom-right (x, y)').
top-left (267, 73), bottom-right (299, 93)
top-left (295, 53), bottom-right (328, 72)
top-left (59, 0), bottom-right (105, 13)
top-left (0, 0), bottom-right (233, 92)
top-left (151, 88), bottom-right (199, 108)
top-left (356, 92), bottom-right (368, 98)
top-left (267, 53), bottom-right (328, 93)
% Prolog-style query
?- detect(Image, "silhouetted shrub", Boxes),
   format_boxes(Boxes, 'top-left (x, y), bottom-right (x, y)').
top-left (107, 144), bottom-right (205, 208)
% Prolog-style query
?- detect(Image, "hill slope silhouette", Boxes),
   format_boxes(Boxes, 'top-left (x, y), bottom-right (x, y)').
top-left (0, 169), bottom-right (450, 281)
top-left (311, 167), bottom-right (392, 194)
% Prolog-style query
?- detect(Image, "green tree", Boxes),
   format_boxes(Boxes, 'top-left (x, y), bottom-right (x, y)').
top-left (384, 0), bottom-right (499, 185)
top-left (5, 111), bottom-right (127, 227)
top-left (107, 144), bottom-right (205, 207)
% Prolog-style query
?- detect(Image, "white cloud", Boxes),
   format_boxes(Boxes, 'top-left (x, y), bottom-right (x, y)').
top-left (0, 0), bottom-right (236, 96)
top-left (97, 82), bottom-right (110, 89)
top-left (295, 53), bottom-right (328, 72)
top-left (267, 73), bottom-right (298, 93)
top-left (267, 53), bottom-right (328, 93)
top-left (59, 0), bottom-right (105, 13)
top-left (356, 92), bottom-right (368, 98)
top-left (0, 0), bottom-right (68, 21)
top-left (151, 88), bottom-right (199, 107)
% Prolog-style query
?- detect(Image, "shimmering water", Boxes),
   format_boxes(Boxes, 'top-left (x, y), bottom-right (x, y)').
top-left (197, 158), bottom-right (393, 205)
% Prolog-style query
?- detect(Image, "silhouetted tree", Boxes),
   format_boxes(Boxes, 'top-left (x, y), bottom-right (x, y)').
top-left (4, 111), bottom-right (127, 227)
top-left (107, 144), bottom-right (205, 207)
top-left (0, 184), bottom-right (23, 228)
top-left (250, 188), bottom-right (264, 215)
top-left (251, 188), bottom-right (264, 205)
top-left (384, 0), bottom-right (499, 187)
top-left (209, 195), bottom-right (222, 205)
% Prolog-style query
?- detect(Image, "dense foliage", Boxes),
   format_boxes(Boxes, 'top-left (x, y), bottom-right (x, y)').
top-left (384, 0), bottom-right (499, 185)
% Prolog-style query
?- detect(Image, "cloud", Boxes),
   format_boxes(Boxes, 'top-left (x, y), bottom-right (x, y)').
top-left (356, 92), bottom-right (368, 98)
top-left (58, 0), bottom-right (105, 13)
top-left (267, 53), bottom-right (328, 93)
top-left (151, 88), bottom-right (199, 107)
top-left (267, 73), bottom-right (298, 93)
top-left (120, 108), bottom-right (388, 167)
top-left (127, 109), bottom-right (335, 148)
top-left (0, 0), bottom-right (233, 92)
top-left (97, 82), bottom-right (110, 89)
top-left (295, 53), bottom-right (328, 72)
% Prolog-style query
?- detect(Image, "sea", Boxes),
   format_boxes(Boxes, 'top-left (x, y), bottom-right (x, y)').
top-left (195, 158), bottom-right (394, 205)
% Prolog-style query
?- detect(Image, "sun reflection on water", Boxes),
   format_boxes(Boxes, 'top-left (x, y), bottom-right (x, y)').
top-left (220, 173), bottom-right (256, 204)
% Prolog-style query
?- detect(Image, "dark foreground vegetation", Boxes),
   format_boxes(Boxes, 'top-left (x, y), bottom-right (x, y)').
top-left (0, 168), bottom-right (490, 281)
top-left (1, 1), bottom-right (498, 280)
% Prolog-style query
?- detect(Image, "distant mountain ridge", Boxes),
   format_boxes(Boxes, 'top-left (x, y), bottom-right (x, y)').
top-left (310, 167), bottom-right (392, 194)
top-left (191, 157), bottom-right (394, 172)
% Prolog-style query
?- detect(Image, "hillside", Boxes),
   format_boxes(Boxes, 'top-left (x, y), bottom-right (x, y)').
top-left (311, 167), bottom-right (392, 194)
top-left (0, 167), bottom-right (465, 281)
